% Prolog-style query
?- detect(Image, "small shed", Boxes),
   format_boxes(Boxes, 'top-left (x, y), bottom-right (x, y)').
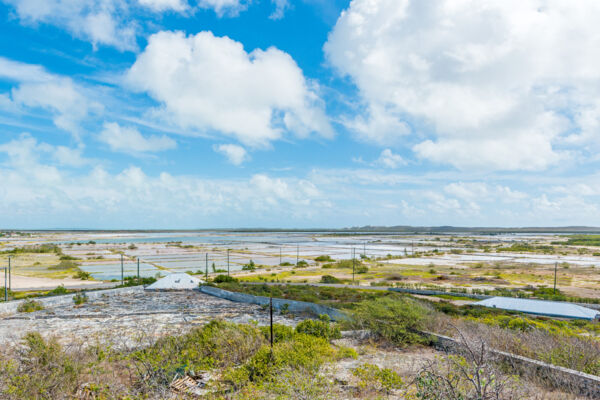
top-left (474, 297), bottom-right (600, 320)
top-left (146, 273), bottom-right (204, 290)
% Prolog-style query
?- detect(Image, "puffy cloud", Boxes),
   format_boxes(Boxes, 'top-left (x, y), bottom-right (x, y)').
top-left (138, 0), bottom-right (188, 12)
top-left (127, 31), bottom-right (332, 147)
top-left (2, 0), bottom-right (138, 51)
top-left (0, 135), bottom-right (328, 227)
top-left (374, 148), bottom-right (405, 169)
top-left (0, 57), bottom-right (101, 138)
top-left (98, 122), bottom-right (177, 154)
top-left (269, 0), bottom-right (290, 20)
top-left (198, 0), bottom-right (246, 16)
top-left (325, 0), bottom-right (600, 171)
top-left (213, 144), bottom-right (249, 165)
top-left (0, 133), bottom-right (90, 168)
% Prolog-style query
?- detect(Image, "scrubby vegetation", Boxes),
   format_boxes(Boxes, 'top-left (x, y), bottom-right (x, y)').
top-left (17, 299), bottom-right (44, 313)
top-left (73, 292), bottom-right (88, 305)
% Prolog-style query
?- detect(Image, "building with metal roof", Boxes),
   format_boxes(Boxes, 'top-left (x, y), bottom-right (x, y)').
top-left (474, 297), bottom-right (600, 320)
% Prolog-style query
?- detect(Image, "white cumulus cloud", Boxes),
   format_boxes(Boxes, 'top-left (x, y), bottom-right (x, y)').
top-left (98, 122), bottom-right (177, 155)
top-left (138, 0), bottom-right (188, 12)
top-left (213, 144), bottom-right (249, 165)
top-left (127, 31), bottom-right (332, 147)
top-left (374, 148), bottom-right (405, 169)
top-left (325, 0), bottom-right (600, 171)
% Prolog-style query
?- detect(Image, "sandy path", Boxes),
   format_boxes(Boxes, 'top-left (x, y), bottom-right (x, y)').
top-left (0, 274), bottom-right (112, 291)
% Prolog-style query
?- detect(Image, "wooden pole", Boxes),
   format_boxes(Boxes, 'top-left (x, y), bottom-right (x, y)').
top-left (554, 262), bottom-right (558, 294)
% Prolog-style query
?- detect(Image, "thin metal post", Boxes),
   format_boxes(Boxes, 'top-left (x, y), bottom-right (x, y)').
top-left (279, 247), bottom-right (282, 265)
top-left (554, 262), bottom-right (558, 294)
top-left (8, 256), bottom-right (11, 290)
top-left (137, 258), bottom-right (140, 282)
top-left (4, 267), bottom-right (7, 302)
top-left (363, 241), bottom-right (366, 258)
top-left (270, 296), bottom-right (274, 351)
top-left (205, 253), bottom-right (208, 281)
top-left (227, 249), bottom-right (230, 276)
top-left (352, 247), bottom-right (355, 283)
top-left (120, 254), bottom-right (124, 285)
top-left (296, 244), bottom-right (299, 266)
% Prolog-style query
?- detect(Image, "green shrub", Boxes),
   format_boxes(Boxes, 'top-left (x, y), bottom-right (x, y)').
top-left (59, 255), bottom-right (80, 260)
top-left (242, 260), bottom-right (256, 271)
top-left (47, 285), bottom-right (68, 296)
top-left (73, 270), bottom-right (91, 280)
top-left (356, 265), bottom-right (369, 274)
top-left (280, 262), bottom-right (293, 266)
top-left (48, 260), bottom-right (79, 270)
top-left (73, 292), bottom-right (88, 305)
top-left (296, 260), bottom-right (308, 267)
top-left (320, 275), bottom-right (341, 284)
top-left (315, 255), bottom-right (333, 262)
top-left (353, 363), bottom-right (403, 394)
top-left (2, 333), bottom-right (81, 399)
top-left (260, 323), bottom-right (294, 343)
top-left (351, 297), bottom-right (428, 346)
top-left (295, 317), bottom-right (341, 340)
top-left (214, 274), bottom-right (238, 283)
top-left (17, 299), bottom-right (44, 313)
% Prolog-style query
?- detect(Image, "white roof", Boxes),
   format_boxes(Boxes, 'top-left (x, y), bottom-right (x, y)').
top-left (146, 273), bottom-right (203, 290)
top-left (475, 297), bottom-right (600, 320)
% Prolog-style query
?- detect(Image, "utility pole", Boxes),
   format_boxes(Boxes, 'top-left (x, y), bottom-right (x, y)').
top-left (363, 241), bottom-right (366, 258)
top-left (554, 262), bottom-right (558, 294)
top-left (205, 253), bottom-right (209, 281)
top-left (352, 247), bottom-right (355, 283)
top-left (8, 256), bottom-right (11, 290)
top-left (4, 267), bottom-right (7, 301)
top-left (120, 254), bottom-right (124, 285)
top-left (269, 296), bottom-right (274, 353)
top-left (280, 247), bottom-right (282, 265)
top-left (137, 258), bottom-right (140, 283)
top-left (296, 244), bottom-right (299, 266)
top-left (227, 249), bottom-right (230, 276)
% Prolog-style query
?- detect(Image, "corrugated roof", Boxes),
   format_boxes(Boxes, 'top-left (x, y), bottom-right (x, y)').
top-left (146, 273), bottom-right (203, 290)
top-left (474, 297), bottom-right (600, 320)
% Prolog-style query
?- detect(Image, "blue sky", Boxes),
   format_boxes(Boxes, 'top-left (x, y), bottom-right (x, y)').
top-left (0, 0), bottom-right (599, 229)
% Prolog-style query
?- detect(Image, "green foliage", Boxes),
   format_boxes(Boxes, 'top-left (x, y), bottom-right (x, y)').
top-left (356, 265), bottom-right (369, 274)
top-left (351, 297), bottom-right (429, 346)
top-left (59, 254), bottom-right (80, 260)
top-left (48, 259), bottom-right (79, 270)
top-left (73, 292), bottom-right (88, 305)
top-left (280, 262), bottom-right (293, 266)
top-left (118, 276), bottom-right (157, 287)
top-left (555, 234), bottom-right (600, 246)
top-left (73, 270), bottom-right (91, 280)
top-left (1, 333), bottom-right (80, 399)
top-left (0, 244), bottom-right (62, 254)
top-left (320, 275), bottom-right (341, 284)
top-left (242, 260), bottom-right (256, 271)
top-left (353, 363), bottom-right (403, 394)
top-left (295, 317), bottom-right (341, 340)
top-left (315, 255), bottom-right (333, 262)
top-left (130, 320), bottom-right (266, 389)
top-left (295, 260), bottom-right (308, 267)
top-left (260, 323), bottom-right (294, 343)
top-left (214, 274), bottom-right (238, 283)
top-left (17, 299), bottom-right (44, 313)
top-left (47, 285), bottom-right (68, 296)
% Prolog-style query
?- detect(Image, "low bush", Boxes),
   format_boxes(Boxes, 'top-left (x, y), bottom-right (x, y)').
top-left (17, 299), bottom-right (44, 313)
top-left (295, 316), bottom-right (341, 340)
top-left (47, 285), bottom-right (68, 296)
top-left (296, 260), bottom-right (308, 267)
top-left (73, 292), bottom-right (88, 305)
top-left (48, 260), bottom-right (79, 270)
top-left (214, 274), bottom-right (238, 283)
top-left (353, 363), bottom-right (403, 395)
top-left (320, 275), bottom-right (341, 284)
top-left (315, 255), bottom-right (333, 262)
top-left (73, 270), bottom-right (91, 280)
top-left (351, 297), bottom-right (429, 346)
top-left (242, 260), bottom-right (256, 271)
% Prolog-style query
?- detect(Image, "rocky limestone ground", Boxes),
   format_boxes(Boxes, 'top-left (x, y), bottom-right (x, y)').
top-left (0, 291), bottom-right (297, 347)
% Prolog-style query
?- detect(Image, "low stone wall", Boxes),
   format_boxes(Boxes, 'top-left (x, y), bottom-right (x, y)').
top-left (0, 286), bottom-right (145, 316)
top-left (198, 286), bottom-right (348, 321)
top-left (426, 331), bottom-right (600, 398)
